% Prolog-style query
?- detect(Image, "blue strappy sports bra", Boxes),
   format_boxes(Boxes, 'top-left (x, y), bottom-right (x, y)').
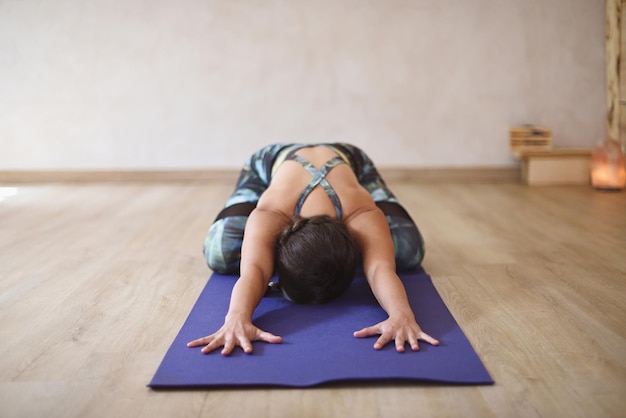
top-left (285, 152), bottom-right (347, 219)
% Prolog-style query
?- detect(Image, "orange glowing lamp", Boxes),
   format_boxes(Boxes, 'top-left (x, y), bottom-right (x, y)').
top-left (590, 138), bottom-right (626, 191)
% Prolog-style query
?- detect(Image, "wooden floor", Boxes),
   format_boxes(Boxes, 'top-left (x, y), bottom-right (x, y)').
top-left (0, 180), bottom-right (624, 418)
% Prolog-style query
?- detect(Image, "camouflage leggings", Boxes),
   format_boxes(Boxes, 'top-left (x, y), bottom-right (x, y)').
top-left (204, 143), bottom-right (425, 274)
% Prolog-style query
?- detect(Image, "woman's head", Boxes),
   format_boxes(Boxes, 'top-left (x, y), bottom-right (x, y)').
top-left (274, 215), bottom-right (359, 304)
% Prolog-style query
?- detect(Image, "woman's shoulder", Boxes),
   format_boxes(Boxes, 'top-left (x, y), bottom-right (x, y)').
top-left (256, 183), bottom-right (299, 214)
top-left (340, 183), bottom-right (378, 220)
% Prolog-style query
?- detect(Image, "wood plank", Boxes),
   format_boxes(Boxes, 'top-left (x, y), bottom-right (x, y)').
top-left (620, 0), bottom-right (626, 147)
top-left (0, 167), bottom-right (521, 184)
top-left (1, 182), bottom-right (625, 418)
top-left (608, 0), bottom-right (621, 142)
top-left (0, 169), bottom-right (240, 183)
top-left (517, 148), bottom-right (592, 158)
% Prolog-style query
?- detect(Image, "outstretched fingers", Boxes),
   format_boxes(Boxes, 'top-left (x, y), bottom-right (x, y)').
top-left (256, 330), bottom-right (283, 345)
top-left (354, 323), bottom-right (440, 352)
top-left (187, 336), bottom-right (217, 352)
top-left (186, 336), bottom-right (209, 348)
top-left (187, 328), bottom-right (283, 356)
top-left (353, 325), bottom-right (379, 339)
top-left (222, 331), bottom-right (281, 355)
top-left (186, 335), bottom-right (226, 354)
top-left (408, 333), bottom-right (420, 351)
top-left (418, 331), bottom-right (440, 347)
top-left (221, 338), bottom-right (237, 356)
top-left (353, 325), bottom-right (391, 350)
top-left (238, 336), bottom-right (254, 354)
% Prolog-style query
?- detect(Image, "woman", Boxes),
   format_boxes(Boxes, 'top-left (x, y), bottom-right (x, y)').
top-left (188, 143), bottom-right (439, 355)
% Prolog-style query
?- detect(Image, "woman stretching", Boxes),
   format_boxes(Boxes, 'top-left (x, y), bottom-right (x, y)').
top-left (188, 143), bottom-right (439, 355)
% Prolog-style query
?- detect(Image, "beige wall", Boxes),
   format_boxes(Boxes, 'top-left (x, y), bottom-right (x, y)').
top-left (0, 0), bottom-right (605, 170)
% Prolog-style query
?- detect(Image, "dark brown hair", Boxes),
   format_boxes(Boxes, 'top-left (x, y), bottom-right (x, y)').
top-left (274, 215), bottom-right (359, 304)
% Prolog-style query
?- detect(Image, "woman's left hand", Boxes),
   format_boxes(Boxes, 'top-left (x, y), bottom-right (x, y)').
top-left (353, 315), bottom-right (440, 352)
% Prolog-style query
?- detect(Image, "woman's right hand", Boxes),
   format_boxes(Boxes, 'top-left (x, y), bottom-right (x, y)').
top-left (187, 316), bottom-right (282, 355)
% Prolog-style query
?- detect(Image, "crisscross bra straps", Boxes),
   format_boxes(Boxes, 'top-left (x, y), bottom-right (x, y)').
top-left (286, 153), bottom-right (347, 219)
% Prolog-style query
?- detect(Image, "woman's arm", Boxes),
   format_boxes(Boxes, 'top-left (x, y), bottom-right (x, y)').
top-left (346, 207), bottom-right (439, 352)
top-left (187, 207), bottom-right (289, 355)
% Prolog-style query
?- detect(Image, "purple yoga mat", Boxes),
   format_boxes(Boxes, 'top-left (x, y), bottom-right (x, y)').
top-left (149, 269), bottom-right (493, 388)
